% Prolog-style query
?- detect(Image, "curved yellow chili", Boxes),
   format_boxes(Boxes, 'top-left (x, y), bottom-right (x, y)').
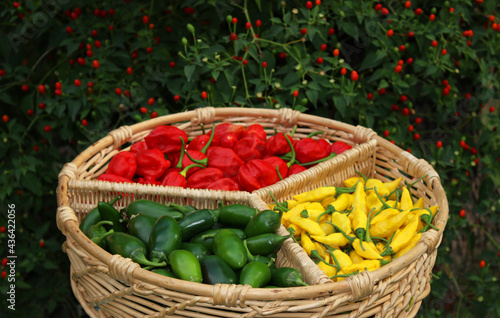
top-left (300, 232), bottom-right (316, 256)
top-left (344, 176), bottom-right (364, 188)
top-left (330, 212), bottom-right (352, 235)
top-left (351, 182), bottom-right (368, 240)
top-left (366, 179), bottom-right (390, 197)
top-left (400, 187), bottom-right (414, 211)
top-left (395, 233), bottom-right (422, 258)
top-left (341, 259), bottom-right (381, 274)
top-left (352, 239), bottom-right (382, 260)
top-left (384, 177), bottom-right (403, 193)
top-left (311, 233), bottom-right (350, 248)
top-left (332, 249), bottom-right (353, 269)
top-left (387, 214), bottom-right (420, 254)
top-left (349, 250), bottom-right (365, 264)
top-left (318, 260), bottom-right (337, 278)
top-left (294, 186), bottom-right (336, 203)
top-left (369, 209), bottom-right (412, 238)
top-left (289, 215), bottom-right (326, 236)
top-left (370, 208), bottom-right (400, 225)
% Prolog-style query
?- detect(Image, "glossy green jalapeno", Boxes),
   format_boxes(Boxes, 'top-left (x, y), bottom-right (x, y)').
top-left (218, 203), bottom-right (258, 228)
top-left (190, 228), bottom-right (246, 253)
top-left (239, 261), bottom-right (272, 288)
top-left (178, 208), bottom-right (219, 241)
top-left (270, 267), bottom-right (308, 287)
top-left (245, 234), bottom-right (291, 256)
top-left (212, 229), bottom-right (248, 271)
top-left (244, 210), bottom-right (283, 238)
top-left (105, 232), bottom-right (165, 268)
top-left (200, 255), bottom-right (238, 285)
top-left (126, 199), bottom-right (186, 221)
top-left (149, 215), bottom-right (182, 264)
top-left (168, 250), bottom-right (203, 283)
top-left (128, 213), bottom-right (156, 245)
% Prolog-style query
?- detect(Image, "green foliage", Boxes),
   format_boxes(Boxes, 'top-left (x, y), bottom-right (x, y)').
top-left (0, 0), bottom-right (499, 317)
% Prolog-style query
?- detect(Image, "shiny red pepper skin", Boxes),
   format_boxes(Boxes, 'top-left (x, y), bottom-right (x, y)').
top-left (207, 147), bottom-right (244, 178)
top-left (294, 138), bottom-right (330, 164)
top-left (106, 151), bottom-right (137, 180)
top-left (188, 134), bottom-right (210, 152)
top-left (265, 133), bottom-right (291, 157)
top-left (219, 132), bottom-right (239, 149)
top-left (137, 176), bottom-right (162, 186)
top-left (316, 139), bottom-right (331, 152)
top-left (234, 134), bottom-right (266, 162)
top-left (206, 178), bottom-right (241, 191)
top-left (328, 141), bottom-right (352, 154)
top-left (242, 124), bottom-right (267, 141)
top-left (145, 125), bottom-right (188, 155)
top-left (288, 164), bottom-right (307, 176)
top-left (209, 123), bottom-right (245, 146)
top-left (238, 159), bottom-right (278, 192)
top-left (160, 170), bottom-right (187, 188)
top-left (98, 173), bottom-right (135, 183)
top-left (186, 167), bottom-right (224, 189)
top-left (179, 150), bottom-right (207, 177)
top-left (262, 156), bottom-right (288, 179)
top-left (130, 141), bottom-right (148, 154)
top-left (135, 149), bottom-right (170, 178)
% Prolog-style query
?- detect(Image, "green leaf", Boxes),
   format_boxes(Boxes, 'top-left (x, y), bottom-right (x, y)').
top-left (254, 0), bottom-right (262, 11)
top-left (306, 90), bottom-right (318, 108)
top-left (184, 64), bottom-right (196, 81)
top-left (359, 49), bottom-right (386, 71)
top-left (68, 100), bottom-right (81, 122)
top-left (342, 22), bottom-right (360, 41)
top-left (21, 173), bottom-right (41, 195)
top-left (333, 96), bottom-right (347, 117)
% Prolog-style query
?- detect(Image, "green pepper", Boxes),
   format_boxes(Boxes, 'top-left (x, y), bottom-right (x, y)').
top-left (80, 196), bottom-right (122, 234)
top-left (149, 216), bottom-right (182, 264)
top-left (239, 261), bottom-right (272, 288)
top-left (245, 234), bottom-right (290, 256)
top-left (128, 213), bottom-right (156, 245)
top-left (200, 255), bottom-right (238, 285)
top-left (85, 220), bottom-right (114, 248)
top-left (151, 268), bottom-right (177, 278)
top-left (178, 208), bottom-right (219, 241)
top-left (126, 199), bottom-right (186, 221)
top-left (253, 255), bottom-right (277, 269)
top-left (181, 242), bottom-right (208, 261)
top-left (212, 229), bottom-right (248, 271)
top-left (105, 232), bottom-right (166, 268)
top-left (244, 210), bottom-right (283, 238)
top-left (270, 267), bottom-right (308, 287)
top-left (98, 195), bottom-right (127, 233)
top-left (218, 203), bottom-right (258, 228)
top-left (190, 228), bottom-right (246, 254)
top-left (168, 250), bottom-right (203, 283)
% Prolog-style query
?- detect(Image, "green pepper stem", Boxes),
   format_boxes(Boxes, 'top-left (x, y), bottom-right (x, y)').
top-left (296, 152), bottom-right (336, 166)
top-left (179, 163), bottom-right (205, 178)
top-left (374, 188), bottom-right (393, 210)
top-left (323, 246), bottom-right (341, 271)
top-left (317, 205), bottom-right (336, 223)
top-left (306, 131), bottom-right (324, 138)
top-left (289, 125), bottom-right (298, 137)
top-left (200, 128), bottom-right (215, 154)
top-left (354, 170), bottom-right (368, 183)
top-left (327, 223), bottom-right (355, 244)
top-left (364, 208), bottom-right (376, 244)
top-left (183, 148), bottom-right (208, 166)
top-left (276, 165), bottom-right (284, 180)
top-left (176, 137), bottom-right (187, 169)
top-left (243, 240), bottom-right (256, 262)
top-left (330, 271), bottom-right (359, 279)
top-left (107, 195), bottom-right (122, 206)
top-left (284, 134), bottom-right (296, 168)
top-left (268, 191), bottom-right (289, 212)
top-left (310, 250), bottom-right (337, 268)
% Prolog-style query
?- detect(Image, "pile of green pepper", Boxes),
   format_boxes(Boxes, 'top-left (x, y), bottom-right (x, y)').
top-left (80, 197), bottom-right (309, 288)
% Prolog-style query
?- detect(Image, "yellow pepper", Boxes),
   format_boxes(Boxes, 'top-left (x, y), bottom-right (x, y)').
top-left (385, 200), bottom-right (400, 209)
top-left (366, 192), bottom-right (384, 214)
top-left (318, 260), bottom-right (337, 278)
top-left (352, 239), bottom-right (382, 260)
top-left (331, 249), bottom-right (353, 269)
top-left (300, 232), bottom-right (316, 256)
top-left (395, 232), bottom-right (422, 258)
top-left (282, 203), bottom-right (308, 221)
top-left (413, 197), bottom-right (424, 209)
top-left (330, 212), bottom-right (352, 235)
top-left (314, 242), bottom-right (330, 263)
top-left (341, 259), bottom-right (381, 274)
top-left (287, 223), bottom-right (302, 238)
top-left (370, 208), bottom-right (400, 225)
top-left (384, 177), bottom-right (403, 193)
top-left (399, 187), bottom-right (414, 211)
top-left (320, 196), bottom-right (336, 208)
top-left (344, 176), bottom-right (364, 188)
top-left (376, 242), bottom-right (386, 253)
top-left (335, 271), bottom-right (346, 281)
top-left (319, 215), bottom-right (334, 235)
top-left (383, 213), bottom-right (419, 256)
top-left (305, 202), bottom-right (326, 222)
top-left (268, 204), bottom-right (276, 211)
top-left (311, 233), bottom-right (350, 248)
top-left (289, 215), bottom-right (326, 236)
top-left (369, 209), bottom-right (412, 238)
top-left (293, 186), bottom-right (336, 203)
top-left (351, 182), bottom-right (368, 241)
top-left (366, 178), bottom-right (390, 197)
top-left (286, 199), bottom-right (299, 209)
top-left (330, 193), bottom-right (352, 212)
top-left (349, 250), bottom-right (365, 264)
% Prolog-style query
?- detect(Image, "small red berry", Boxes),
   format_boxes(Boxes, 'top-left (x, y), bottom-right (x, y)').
top-left (27, 109), bottom-right (34, 116)
top-left (232, 17), bottom-right (238, 24)
top-left (278, 52), bottom-right (287, 59)
top-left (54, 89), bottom-right (62, 96)
top-left (293, 90), bottom-right (299, 98)
top-left (39, 240), bottom-right (45, 248)
top-left (92, 59), bottom-right (100, 68)
top-left (1, 271), bottom-right (6, 279)
top-left (86, 50), bottom-right (93, 57)
top-left (151, 112), bottom-right (158, 119)
top-left (392, 104), bottom-right (399, 111)
top-left (262, 61), bottom-right (268, 68)
top-left (367, 93), bottom-right (373, 100)
top-left (169, 61), bottom-right (176, 68)
top-left (33, 145), bottom-right (40, 152)
top-left (387, 29), bottom-right (394, 37)
top-left (66, 26), bottom-right (73, 34)
top-left (201, 91), bottom-right (208, 99)
top-left (39, 103), bottom-right (46, 109)
top-left (399, 45), bottom-right (405, 51)
top-left (407, 31), bottom-right (415, 38)
top-left (77, 57), bottom-right (85, 65)
top-left (148, 98), bottom-right (155, 106)
top-left (38, 84), bottom-right (46, 94)
top-left (87, 82), bottom-right (94, 88)
top-left (375, 4), bottom-right (382, 11)
top-left (81, 119), bottom-right (88, 127)
top-left (229, 32), bottom-right (238, 41)
top-left (413, 133), bottom-right (420, 140)
top-left (378, 88), bottom-right (386, 95)
top-left (429, 14), bottom-right (436, 21)
top-left (74, 79), bottom-right (81, 87)
top-left (140, 107), bottom-right (147, 114)
top-left (316, 57), bottom-right (324, 64)
top-left (44, 125), bottom-right (52, 132)
top-left (306, 1), bottom-right (313, 9)
top-left (1, 258), bottom-right (7, 266)
top-left (479, 260), bottom-right (486, 268)
top-left (13, 2), bottom-right (20, 8)
top-left (328, 28), bottom-right (335, 35)
top-left (320, 43), bottom-right (327, 51)
top-left (142, 15), bottom-right (149, 24)
top-left (127, 67), bottom-right (133, 75)
top-left (442, 87), bottom-right (450, 96)
top-left (351, 71), bottom-right (359, 81)
top-left (381, 8), bottom-right (389, 15)
top-left (402, 108), bottom-right (410, 116)
top-left (436, 141), bottom-right (442, 148)
top-left (315, 0), bottom-right (321, 5)
top-left (0, 226), bottom-right (5, 233)
top-left (383, 130), bottom-right (390, 137)
top-left (407, 57), bottom-right (414, 64)
top-left (449, 7), bottom-right (454, 13)
top-left (91, 30), bottom-right (97, 37)
top-left (441, 49), bottom-right (447, 55)
top-left (333, 49), bottom-right (340, 56)
top-left (414, 8), bottom-right (422, 15)
top-left (431, 40), bottom-right (438, 47)
top-left (243, 59), bottom-right (248, 65)
top-left (21, 84), bottom-right (29, 92)
top-left (404, 1), bottom-right (411, 8)
top-left (255, 19), bottom-right (262, 27)
top-left (489, 15), bottom-right (495, 22)
top-left (407, 124), bottom-right (414, 132)
top-left (489, 106), bottom-right (496, 113)
top-left (415, 117), bottom-right (422, 124)
top-left (2, 115), bottom-right (8, 123)
top-left (300, 28), bottom-right (307, 35)
top-left (146, 47), bottom-right (152, 54)
top-left (94, 40), bottom-right (102, 48)
top-left (115, 88), bottom-right (122, 95)
top-left (340, 68), bottom-right (347, 75)
top-left (174, 95), bottom-right (180, 101)
top-left (245, 22), bottom-right (251, 29)
top-left (395, 65), bottom-right (403, 73)
top-left (400, 95), bottom-right (408, 102)
top-left (0, 69), bottom-right (5, 76)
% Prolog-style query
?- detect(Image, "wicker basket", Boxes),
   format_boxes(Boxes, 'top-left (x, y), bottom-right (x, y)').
top-left (56, 107), bottom-right (448, 317)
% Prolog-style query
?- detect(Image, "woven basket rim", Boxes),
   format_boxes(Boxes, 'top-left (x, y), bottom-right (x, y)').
top-left (56, 107), bottom-right (449, 302)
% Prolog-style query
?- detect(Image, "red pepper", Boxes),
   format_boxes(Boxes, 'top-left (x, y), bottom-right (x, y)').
top-left (130, 141), bottom-right (148, 154)
top-left (186, 167), bottom-right (224, 189)
top-left (209, 123), bottom-right (245, 146)
top-left (328, 141), bottom-right (353, 154)
top-left (106, 151), bottom-right (137, 180)
top-left (98, 173), bottom-right (135, 183)
top-left (242, 123), bottom-right (267, 140)
top-left (144, 125), bottom-right (188, 155)
top-left (262, 156), bottom-right (288, 180)
top-left (237, 159), bottom-right (278, 192)
top-left (137, 176), bottom-right (162, 186)
top-left (135, 149), bottom-right (171, 178)
top-left (160, 164), bottom-right (204, 188)
top-left (206, 178), bottom-right (241, 191)
top-left (316, 138), bottom-right (331, 152)
top-left (294, 138), bottom-right (331, 164)
top-left (265, 132), bottom-right (291, 157)
top-left (288, 164), bottom-right (307, 176)
top-left (219, 132), bottom-right (239, 149)
top-left (206, 147), bottom-right (244, 178)
top-left (233, 134), bottom-right (266, 162)
top-left (188, 134), bottom-right (210, 152)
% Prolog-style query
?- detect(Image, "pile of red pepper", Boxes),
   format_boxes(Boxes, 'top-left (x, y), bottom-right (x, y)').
top-left (98, 123), bottom-right (353, 192)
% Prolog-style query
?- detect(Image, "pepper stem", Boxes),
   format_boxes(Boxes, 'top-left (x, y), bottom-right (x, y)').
top-left (107, 195), bottom-right (122, 206)
top-left (296, 152), bottom-right (336, 166)
top-left (317, 204), bottom-right (336, 223)
top-left (284, 134), bottom-right (296, 168)
top-left (200, 128), bottom-right (215, 154)
top-left (289, 125), bottom-right (297, 137)
top-left (306, 131), bottom-right (324, 138)
top-left (354, 170), bottom-right (368, 183)
top-left (243, 240), bottom-right (256, 262)
top-left (365, 208), bottom-right (376, 244)
top-left (268, 191), bottom-right (289, 212)
top-left (184, 148), bottom-right (208, 166)
top-left (179, 163), bottom-right (205, 178)
top-left (324, 245), bottom-right (341, 271)
top-left (310, 250), bottom-right (336, 268)
top-left (276, 165), bottom-right (284, 181)
top-left (330, 271), bottom-right (359, 279)
top-left (176, 137), bottom-right (187, 169)
top-left (327, 223), bottom-right (355, 244)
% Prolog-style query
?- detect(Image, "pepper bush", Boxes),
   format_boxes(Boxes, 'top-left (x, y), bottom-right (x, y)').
top-left (1, 0), bottom-right (499, 317)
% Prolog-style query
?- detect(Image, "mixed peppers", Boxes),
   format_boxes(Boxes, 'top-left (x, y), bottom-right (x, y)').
top-left (98, 122), bottom-right (352, 192)
top-left (79, 197), bottom-right (308, 288)
top-left (270, 173), bottom-right (440, 282)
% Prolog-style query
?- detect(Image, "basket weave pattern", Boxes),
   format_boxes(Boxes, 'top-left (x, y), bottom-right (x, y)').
top-left (56, 107), bottom-right (448, 317)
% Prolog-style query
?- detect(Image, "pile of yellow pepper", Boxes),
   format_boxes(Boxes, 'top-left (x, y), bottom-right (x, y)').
top-left (269, 174), bottom-right (439, 281)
